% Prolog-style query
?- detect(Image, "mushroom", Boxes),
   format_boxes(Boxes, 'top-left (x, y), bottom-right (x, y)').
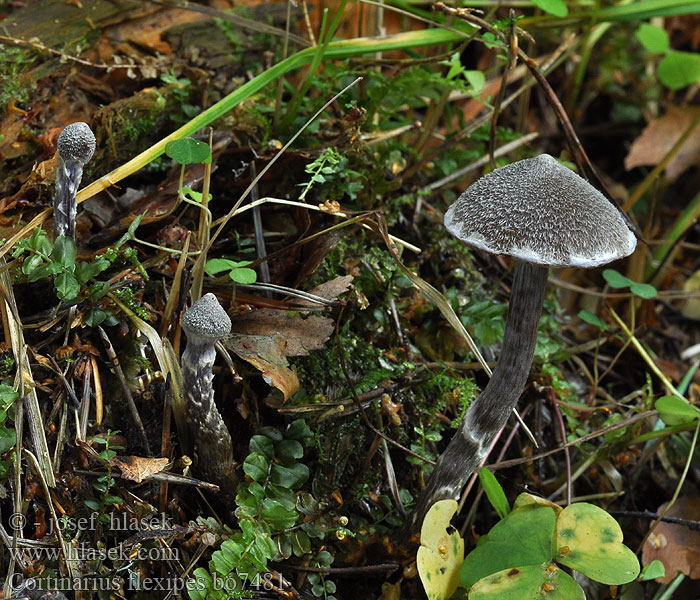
top-left (54, 122), bottom-right (96, 240)
top-left (407, 154), bottom-right (636, 533)
top-left (181, 293), bottom-right (238, 496)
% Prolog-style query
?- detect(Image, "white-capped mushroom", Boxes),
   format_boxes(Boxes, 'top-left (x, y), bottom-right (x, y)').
top-left (181, 293), bottom-right (238, 496)
top-left (54, 122), bottom-right (96, 240)
top-left (408, 154), bottom-right (636, 533)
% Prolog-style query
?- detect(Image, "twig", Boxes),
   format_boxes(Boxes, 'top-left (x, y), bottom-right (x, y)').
top-left (493, 410), bottom-right (656, 470)
top-left (97, 327), bottom-right (151, 455)
top-left (550, 388), bottom-right (572, 506)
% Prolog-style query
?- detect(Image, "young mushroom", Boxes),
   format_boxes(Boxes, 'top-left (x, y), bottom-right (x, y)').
top-left (181, 293), bottom-right (238, 497)
top-left (407, 154), bottom-right (637, 533)
top-left (54, 121), bottom-right (96, 240)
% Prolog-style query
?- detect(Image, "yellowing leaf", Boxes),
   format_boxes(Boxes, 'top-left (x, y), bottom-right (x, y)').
top-left (417, 499), bottom-right (464, 600)
top-left (556, 503), bottom-right (640, 585)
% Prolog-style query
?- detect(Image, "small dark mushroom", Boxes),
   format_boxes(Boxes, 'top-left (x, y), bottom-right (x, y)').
top-left (407, 154), bottom-right (637, 533)
top-left (181, 293), bottom-right (238, 497)
top-left (54, 122), bottom-right (95, 240)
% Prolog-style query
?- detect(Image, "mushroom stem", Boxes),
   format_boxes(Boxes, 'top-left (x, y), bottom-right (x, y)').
top-left (181, 294), bottom-right (238, 499)
top-left (54, 160), bottom-right (82, 240)
top-left (406, 261), bottom-right (548, 534)
top-left (181, 339), bottom-right (238, 496)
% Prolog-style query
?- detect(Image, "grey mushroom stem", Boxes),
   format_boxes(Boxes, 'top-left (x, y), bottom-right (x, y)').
top-left (54, 122), bottom-right (95, 240)
top-left (406, 261), bottom-right (548, 534)
top-left (181, 295), bottom-right (238, 497)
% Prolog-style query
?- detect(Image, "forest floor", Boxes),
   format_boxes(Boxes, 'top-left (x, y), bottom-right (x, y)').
top-left (0, 1), bottom-right (700, 599)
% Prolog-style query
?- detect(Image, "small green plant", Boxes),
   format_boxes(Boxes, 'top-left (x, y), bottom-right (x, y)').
top-left (85, 429), bottom-right (124, 520)
top-left (12, 216), bottom-right (145, 326)
top-left (0, 383), bottom-right (18, 478)
top-left (205, 258), bottom-right (257, 285)
top-left (160, 71), bottom-right (199, 124)
top-left (461, 486), bottom-right (638, 598)
top-left (298, 147), bottom-right (363, 203)
top-left (187, 419), bottom-right (316, 600)
top-left (636, 22), bottom-right (700, 89)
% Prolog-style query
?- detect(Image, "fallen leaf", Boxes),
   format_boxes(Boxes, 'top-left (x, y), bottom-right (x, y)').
top-left (110, 455), bottom-right (169, 483)
top-left (230, 309), bottom-right (334, 356)
top-left (625, 105), bottom-right (700, 181)
top-left (296, 275), bottom-right (354, 308)
top-left (642, 496), bottom-right (700, 583)
top-left (224, 333), bottom-right (300, 402)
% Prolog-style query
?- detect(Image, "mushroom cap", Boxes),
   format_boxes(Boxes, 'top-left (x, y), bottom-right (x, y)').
top-left (444, 154), bottom-right (637, 268)
top-left (182, 293), bottom-right (231, 341)
top-left (57, 122), bottom-right (96, 165)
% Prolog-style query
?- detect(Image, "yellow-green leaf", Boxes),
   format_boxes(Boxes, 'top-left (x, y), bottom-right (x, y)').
top-left (555, 503), bottom-right (640, 585)
top-left (417, 500), bottom-right (464, 600)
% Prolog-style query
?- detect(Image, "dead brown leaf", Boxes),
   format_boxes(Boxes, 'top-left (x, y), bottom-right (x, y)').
top-left (224, 333), bottom-right (299, 402)
top-left (625, 106), bottom-right (700, 181)
top-left (642, 495), bottom-right (700, 583)
top-left (230, 309), bottom-right (335, 357)
top-left (296, 275), bottom-right (354, 308)
top-left (110, 455), bottom-right (169, 483)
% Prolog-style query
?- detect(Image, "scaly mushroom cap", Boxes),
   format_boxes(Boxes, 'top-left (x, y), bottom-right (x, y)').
top-left (444, 154), bottom-right (637, 268)
top-left (182, 293), bottom-right (231, 341)
top-left (57, 122), bottom-right (96, 165)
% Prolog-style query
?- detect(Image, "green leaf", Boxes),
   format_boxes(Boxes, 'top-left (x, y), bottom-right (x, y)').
top-left (26, 264), bottom-right (53, 283)
top-left (531, 0), bottom-right (568, 17)
top-left (479, 468), bottom-right (510, 519)
top-left (555, 503), bottom-right (640, 585)
top-left (0, 384), bottom-right (19, 407)
top-left (249, 435), bottom-right (275, 459)
top-left (270, 461), bottom-right (309, 489)
top-left (74, 259), bottom-right (110, 284)
top-left (629, 282), bottom-right (658, 299)
top-left (261, 499), bottom-right (299, 529)
top-left (468, 563), bottom-right (584, 600)
top-left (658, 51), bottom-right (700, 89)
top-left (229, 267), bottom-right (257, 285)
top-left (205, 258), bottom-right (235, 275)
top-left (243, 453), bottom-right (269, 482)
top-left (640, 559), bottom-right (665, 581)
top-left (286, 419), bottom-right (314, 444)
top-left (89, 281), bottom-right (111, 299)
top-left (602, 268), bottom-right (633, 289)
top-left (55, 272), bottom-right (80, 301)
top-left (635, 23), bottom-right (670, 53)
top-left (85, 308), bottom-right (108, 327)
top-left (276, 440), bottom-right (304, 461)
top-left (50, 236), bottom-right (77, 270)
top-left (22, 255), bottom-right (44, 276)
top-left (460, 504), bottom-right (556, 588)
top-left (114, 212), bottom-right (146, 250)
top-left (165, 138), bottom-right (212, 165)
top-left (655, 395), bottom-right (700, 425)
top-left (464, 70), bottom-right (485, 92)
top-left (0, 426), bottom-right (16, 453)
top-left (578, 310), bottom-right (608, 330)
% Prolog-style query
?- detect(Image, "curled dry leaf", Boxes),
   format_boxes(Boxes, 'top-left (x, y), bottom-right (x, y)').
top-left (642, 495), bottom-right (700, 583)
top-left (224, 333), bottom-right (300, 402)
top-left (110, 455), bottom-right (170, 483)
top-left (230, 309), bottom-right (334, 357)
top-left (625, 105), bottom-right (700, 181)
